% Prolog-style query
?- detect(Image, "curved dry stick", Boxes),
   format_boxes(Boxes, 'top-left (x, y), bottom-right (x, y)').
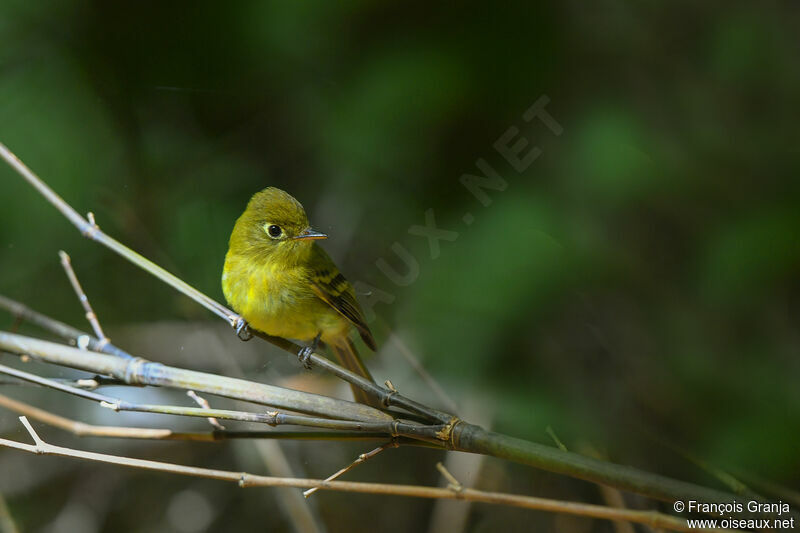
top-left (0, 417), bottom-right (717, 533)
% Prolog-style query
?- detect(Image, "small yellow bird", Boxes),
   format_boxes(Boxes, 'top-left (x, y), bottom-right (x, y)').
top-left (222, 187), bottom-right (377, 405)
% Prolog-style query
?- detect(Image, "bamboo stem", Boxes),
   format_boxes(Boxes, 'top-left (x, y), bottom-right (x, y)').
top-left (451, 424), bottom-right (736, 504)
top-left (0, 331), bottom-right (391, 423)
top-left (0, 392), bottom-right (437, 444)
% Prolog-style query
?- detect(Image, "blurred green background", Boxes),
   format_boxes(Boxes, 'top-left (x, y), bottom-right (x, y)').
top-left (1, 2), bottom-right (798, 532)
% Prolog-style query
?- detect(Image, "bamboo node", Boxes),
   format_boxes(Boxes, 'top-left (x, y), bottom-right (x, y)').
top-left (435, 416), bottom-right (461, 442)
top-left (81, 212), bottom-right (99, 238)
top-left (382, 380), bottom-right (399, 407)
top-left (123, 357), bottom-right (147, 384)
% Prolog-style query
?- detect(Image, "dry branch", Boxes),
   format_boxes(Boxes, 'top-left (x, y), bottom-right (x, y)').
top-left (58, 250), bottom-right (109, 346)
top-left (0, 392), bottom-right (423, 443)
top-left (0, 416), bottom-right (718, 533)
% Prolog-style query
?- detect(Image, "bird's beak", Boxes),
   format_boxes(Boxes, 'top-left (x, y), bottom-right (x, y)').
top-left (293, 228), bottom-right (328, 241)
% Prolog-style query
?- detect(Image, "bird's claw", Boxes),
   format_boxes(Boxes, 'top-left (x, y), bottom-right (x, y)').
top-left (298, 346), bottom-right (313, 369)
top-left (298, 333), bottom-right (321, 369)
top-left (234, 318), bottom-right (252, 341)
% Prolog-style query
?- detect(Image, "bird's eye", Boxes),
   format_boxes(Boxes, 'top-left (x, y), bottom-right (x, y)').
top-left (267, 224), bottom-right (282, 238)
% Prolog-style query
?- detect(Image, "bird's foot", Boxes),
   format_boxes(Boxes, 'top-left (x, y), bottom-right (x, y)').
top-left (298, 333), bottom-right (321, 369)
top-left (298, 346), bottom-right (313, 369)
top-left (234, 318), bottom-right (252, 341)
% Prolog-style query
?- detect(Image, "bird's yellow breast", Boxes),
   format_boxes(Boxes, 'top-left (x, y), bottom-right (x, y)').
top-left (222, 250), bottom-right (349, 343)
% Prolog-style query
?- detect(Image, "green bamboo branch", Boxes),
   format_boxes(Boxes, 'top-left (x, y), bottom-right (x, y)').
top-left (450, 426), bottom-right (735, 504)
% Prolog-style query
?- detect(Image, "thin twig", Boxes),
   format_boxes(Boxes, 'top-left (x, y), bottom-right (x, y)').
top-left (0, 143), bottom-right (235, 326)
top-left (58, 250), bottom-right (109, 347)
top-left (734, 473), bottom-right (800, 509)
top-left (436, 462), bottom-right (464, 493)
top-left (655, 438), bottom-right (753, 498)
top-left (0, 417), bottom-right (715, 533)
top-left (427, 398), bottom-right (491, 533)
top-left (386, 330), bottom-right (459, 414)
top-left (0, 392), bottom-right (439, 444)
top-left (0, 294), bottom-right (132, 359)
top-left (304, 441), bottom-right (398, 498)
top-left (252, 330), bottom-right (453, 424)
top-left (8, 316), bottom-right (23, 334)
top-left (0, 392), bottom-right (170, 439)
top-left (581, 444), bottom-right (637, 533)
top-left (0, 372), bottom-right (130, 390)
top-left (187, 390), bottom-right (226, 430)
top-left (546, 426), bottom-right (568, 452)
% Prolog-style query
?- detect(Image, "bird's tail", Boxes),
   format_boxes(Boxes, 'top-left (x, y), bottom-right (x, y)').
top-left (331, 338), bottom-right (381, 408)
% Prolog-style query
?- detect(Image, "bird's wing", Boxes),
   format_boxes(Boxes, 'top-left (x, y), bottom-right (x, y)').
top-left (309, 245), bottom-right (377, 350)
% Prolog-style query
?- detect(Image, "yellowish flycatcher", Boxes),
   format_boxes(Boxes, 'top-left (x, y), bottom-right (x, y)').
top-left (222, 187), bottom-right (377, 405)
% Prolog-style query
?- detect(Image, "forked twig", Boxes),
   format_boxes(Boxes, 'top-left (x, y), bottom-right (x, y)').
top-left (436, 462), bottom-right (464, 493)
top-left (58, 250), bottom-right (109, 347)
top-left (0, 417), bottom-right (712, 533)
top-left (187, 390), bottom-right (226, 430)
top-left (303, 440), bottom-right (398, 498)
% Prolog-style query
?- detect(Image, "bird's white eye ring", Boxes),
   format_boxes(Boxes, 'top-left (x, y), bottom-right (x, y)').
top-left (265, 224), bottom-right (283, 238)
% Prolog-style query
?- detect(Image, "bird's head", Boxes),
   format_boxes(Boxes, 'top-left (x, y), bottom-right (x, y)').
top-left (229, 187), bottom-right (327, 262)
